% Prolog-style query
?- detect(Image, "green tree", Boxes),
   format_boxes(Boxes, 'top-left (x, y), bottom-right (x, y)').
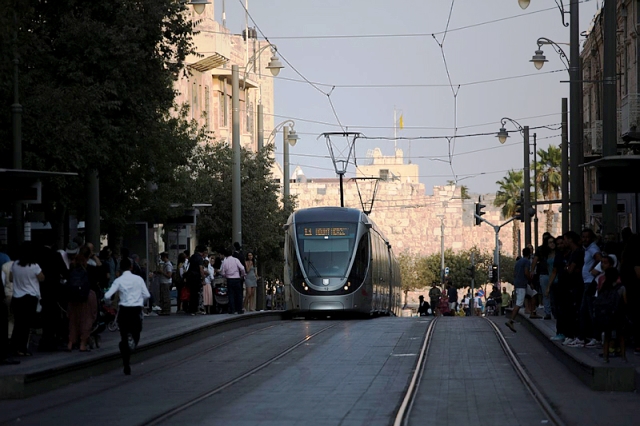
top-left (0, 0), bottom-right (198, 245)
top-left (173, 143), bottom-right (289, 282)
top-left (537, 145), bottom-right (562, 234)
top-left (494, 170), bottom-right (523, 257)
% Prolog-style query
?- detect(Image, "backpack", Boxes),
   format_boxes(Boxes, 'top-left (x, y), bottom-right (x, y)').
top-left (593, 288), bottom-right (621, 329)
top-left (68, 266), bottom-right (91, 302)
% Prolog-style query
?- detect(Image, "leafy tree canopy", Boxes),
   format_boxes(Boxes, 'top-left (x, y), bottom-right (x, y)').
top-left (172, 143), bottom-right (293, 281)
top-left (0, 0), bottom-right (199, 237)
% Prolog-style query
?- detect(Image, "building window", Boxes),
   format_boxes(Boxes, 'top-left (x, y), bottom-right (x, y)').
top-left (317, 187), bottom-right (326, 195)
top-left (204, 86), bottom-right (210, 129)
top-left (191, 82), bottom-right (197, 119)
top-left (246, 101), bottom-right (254, 133)
top-left (219, 92), bottom-right (226, 127)
top-left (379, 169), bottom-right (389, 181)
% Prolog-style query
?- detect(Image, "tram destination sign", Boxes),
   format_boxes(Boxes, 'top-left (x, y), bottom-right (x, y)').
top-left (303, 226), bottom-right (351, 237)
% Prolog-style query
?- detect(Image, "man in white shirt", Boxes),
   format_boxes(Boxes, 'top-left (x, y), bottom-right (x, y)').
top-left (157, 252), bottom-right (173, 316)
top-left (221, 249), bottom-right (246, 314)
top-left (104, 257), bottom-right (150, 375)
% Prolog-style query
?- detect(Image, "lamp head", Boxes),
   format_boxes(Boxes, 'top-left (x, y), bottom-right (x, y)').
top-left (287, 127), bottom-right (299, 146)
top-left (266, 55), bottom-right (284, 76)
top-left (497, 127), bottom-right (509, 144)
top-left (530, 49), bottom-right (547, 70)
top-left (518, 0), bottom-right (530, 10)
top-left (188, 0), bottom-right (210, 14)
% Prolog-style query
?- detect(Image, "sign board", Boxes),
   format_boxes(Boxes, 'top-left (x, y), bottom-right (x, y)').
top-left (444, 267), bottom-right (450, 276)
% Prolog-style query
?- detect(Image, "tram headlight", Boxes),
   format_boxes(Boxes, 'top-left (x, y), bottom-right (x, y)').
top-left (304, 285), bottom-right (309, 291)
top-left (344, 285), bottom-right (349, 291)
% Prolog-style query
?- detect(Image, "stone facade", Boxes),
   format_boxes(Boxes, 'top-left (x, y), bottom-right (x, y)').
top-left (288, 150), bottom-right (562, 258)
top-left (581, 0), bottom-right (640, 232)
top-left (174, 6), bottom-right (275, 152)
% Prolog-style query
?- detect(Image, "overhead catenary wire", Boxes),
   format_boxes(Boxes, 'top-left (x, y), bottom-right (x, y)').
top-left (234, 0), bottom-right (347, 132)
top-left (202, 3), bottom-right (588, 41)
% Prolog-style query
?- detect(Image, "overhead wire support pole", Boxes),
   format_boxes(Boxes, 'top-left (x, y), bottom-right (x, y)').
top-left (569, 0), bottom-right (583, 232)
top-left (320, 132), bottom-right (361, 208)
top-left (232, 65), bottom-right (242, 245)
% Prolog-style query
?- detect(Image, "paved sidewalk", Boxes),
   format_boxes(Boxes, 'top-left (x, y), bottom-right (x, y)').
top-left (505, 307), bottom-right (640, 391)
top-left (490, 312), bottom-right (640, 426)
top-left (0, 310), bottom-right (283, 399)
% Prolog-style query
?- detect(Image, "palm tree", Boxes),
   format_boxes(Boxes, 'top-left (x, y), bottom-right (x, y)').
top-left (537, 145), bottom-right (562, 233)
top-left (494, 170), bottom-right (524, 257)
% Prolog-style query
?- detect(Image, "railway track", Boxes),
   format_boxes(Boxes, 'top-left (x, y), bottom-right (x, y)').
top-left (140, 323), bottom-right (337, 426)
top-left (393, 317), bottom-right (566, 426)
top-left (1, 322), bottom-right (282, 425)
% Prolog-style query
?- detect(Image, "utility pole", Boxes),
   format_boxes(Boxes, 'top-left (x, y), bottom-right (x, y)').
top-left (438, 215), bottom-right (445, 284)
top-left (12, 10), bottom-right (23, 245)
top-left (523, 126), bottom-right (531, 248)
top-left (601, 0), bottom-right (618, 236)
top-left (533, 132), bottom-right (538, 249)
top-left (283, 125), bottom-right (290, 212)
top-left (86, 170), bottom-right (100, 246)
top-left (469, 252), bottom-right (475, 315)
top-left (561, 98), bottom-right (569, 234)
top-left (569, 0), bottom-right (584, 232)
top-left (232, 65), bottom-right (242, 245)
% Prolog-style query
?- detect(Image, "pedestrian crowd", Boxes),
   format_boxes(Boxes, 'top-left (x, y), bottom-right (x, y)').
top-left (1, 237), bottom-right (117, 365)
top-left (172, 242), bottom-right (259, 316)
top-left (505, 227), bottom-right (640, 362)
top-left (1, 237), bottom-right (263, 374)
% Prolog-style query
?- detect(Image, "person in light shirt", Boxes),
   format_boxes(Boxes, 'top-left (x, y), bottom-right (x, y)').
top-left (104, 257), bottom-right (150, 375)
top-left (221, 248), bottom-right (246, 314)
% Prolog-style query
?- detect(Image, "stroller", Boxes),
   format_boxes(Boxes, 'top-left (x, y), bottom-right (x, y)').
top-left (484, 297), bottom-right (498, 316)
top-left (88, 297), bottom-right (117, 349)
top-left (213, 277), bottom-right (229, 314)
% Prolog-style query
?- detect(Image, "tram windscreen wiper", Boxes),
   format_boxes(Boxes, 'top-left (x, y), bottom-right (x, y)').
top-left (303, 255), bottom-right (321, 278)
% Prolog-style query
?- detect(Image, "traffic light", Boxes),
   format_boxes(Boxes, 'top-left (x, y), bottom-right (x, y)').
top-left (491, 264), bottom-right (498, 283)
top-left (514, 190), bottom-right (524, 222)
top-left (474, 196), bottom-right (486, 226)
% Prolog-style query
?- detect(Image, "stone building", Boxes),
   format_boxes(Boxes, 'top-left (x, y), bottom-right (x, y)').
top-left (581, 0), bottom-right (640, 233)
top-left (287, 150), bottom-right (561, 258)
top-left (174, 6), bottom-right (275, 151)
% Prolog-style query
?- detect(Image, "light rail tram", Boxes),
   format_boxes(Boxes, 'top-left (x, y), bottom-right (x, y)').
top-left (283, 207), bottom-right (402, 317)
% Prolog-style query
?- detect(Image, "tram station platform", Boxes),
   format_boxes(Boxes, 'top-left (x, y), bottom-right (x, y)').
top-left (0, 311), bottom-right (284, 399)
top-left (503, 308), bottom-right (640, 392)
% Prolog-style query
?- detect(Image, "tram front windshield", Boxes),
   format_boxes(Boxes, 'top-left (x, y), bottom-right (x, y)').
top-left (296, 222), bottom-right (356, 278)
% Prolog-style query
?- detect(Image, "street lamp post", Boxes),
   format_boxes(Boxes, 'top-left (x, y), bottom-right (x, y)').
top-left (533, 132), bottom-right (538, 248)
top-left (231, 65), bottom-right (242, 246)
top-left (11, 9), bottom-right (23, 245)
top-left (523, 0), bottom-right (583, 232)
top-left (266, 121), bottom-right (299, 212)
top-left (497, 118), bottom-right (532, 248)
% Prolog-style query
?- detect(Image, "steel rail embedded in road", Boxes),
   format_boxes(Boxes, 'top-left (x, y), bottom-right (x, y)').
top-left (392, 317), bottom-right (438, 426)
top-left (484, 318), bottom-right (566, 426)
top-left (0, 324), bottom-right (279, 425)
top-left (394, 317), bottom-right (566, 426)
top-left (140, 323), bottom-right (338, 426)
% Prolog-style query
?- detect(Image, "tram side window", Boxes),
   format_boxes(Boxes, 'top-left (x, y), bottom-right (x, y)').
top-left (350, 233), bottom-right (369, 281)
top-left (288, 234), bottom-right (302, 280)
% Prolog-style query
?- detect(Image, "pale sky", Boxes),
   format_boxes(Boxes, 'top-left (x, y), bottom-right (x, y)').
top-left (215, 0), bottom-right (601, 195)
